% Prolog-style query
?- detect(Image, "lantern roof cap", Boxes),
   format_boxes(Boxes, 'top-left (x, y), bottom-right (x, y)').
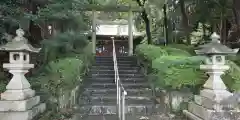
top-left (195, 32), bottom-right (239, 55)
top-left (0, 28), bottom-right (41, 52)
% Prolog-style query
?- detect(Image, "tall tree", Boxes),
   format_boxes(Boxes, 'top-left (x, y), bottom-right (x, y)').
top-left (230, 0), bottom-right (240, 43)
top-left (179, 0), bottom-right (191, 44)
top-left (136, 0), bottom-right (152, 44)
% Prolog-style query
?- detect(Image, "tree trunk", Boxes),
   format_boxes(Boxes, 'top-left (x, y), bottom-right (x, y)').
top-left (163, 3), bottom-right (168, 45)
top-left (233, 0), bottom-right (240, 26)
top-left (229, 0), bottom-right (240, 43)
top-left (142, 11), bottom-right (152, 44)
top-left (179, 0), bottom-right (190, 44)
top-left (220, 18), bottom-right (227, 44)
top-left (28, 1), bottom-right (43, 45)
top-left (136, 0), bottom-right (152, 44)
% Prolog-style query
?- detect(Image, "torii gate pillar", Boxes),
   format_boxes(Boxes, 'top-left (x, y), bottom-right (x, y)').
top-left (92, 10), bottom-right (97, 54)
top-left (128, 10), bottom-right (133, 56)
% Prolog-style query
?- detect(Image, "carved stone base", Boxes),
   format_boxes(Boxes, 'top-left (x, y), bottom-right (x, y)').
top-left (1, 89), bottom-right (35, 100)
top-left (0, 96), bottom-right (40, 111)
top-left (0, 95), bottom-right (45, 120)
top-left (0, 103), bottom-right (46, 120)
top-left (183, 102), bottom-right (240, 120)
top-left (194, 95), bottom-right (216, 109)
top-left (200, 89), bottom-right (232, 102)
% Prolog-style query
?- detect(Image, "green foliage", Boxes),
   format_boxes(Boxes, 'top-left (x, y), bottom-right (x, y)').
top-left (31, 58), bottom-right (83, 96)
top-left (0, 73), bottom-right (7, 93)
top-left (135, 44), bottom-right (167, 61)
top-left (161, 46), bottom-right (191, 56)
top-left (222, 61), bottom-right (240, 92)
top-left (189, 23), bottom-right (211, 44)
top-left (136, 44), bottom-right (205, 89)
top-left (29, 42), bottom-right (93, 120)
top-left (26, 0), bottom-right (90, 31)
top-left (136, 43), bottom-right (240, 91)
top-left (0, 0), bottom-right (25, 21)
top-left (41, 31), bottom-right (88, 63)
top-left (30, 42), bottom-right (93, 96)
top-left (0, 0), bottom-right (25, 44)
top-left (151, 56), bottom-right (205, 89)
top-left (0, 0), bottom-right (92, 119)
top-left (167, 44), bottom-right (195, 55)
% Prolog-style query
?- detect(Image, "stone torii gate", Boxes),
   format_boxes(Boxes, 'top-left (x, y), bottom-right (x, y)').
top-left (81, 4), bottom-right (143, 56)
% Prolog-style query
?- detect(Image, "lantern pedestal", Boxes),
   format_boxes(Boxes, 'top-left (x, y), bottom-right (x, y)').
top-left (183, 103), bottom-right (240, 120)
top-left (0, 63), bottom-right (46, 120)
top-left (199, 64), bottom-right (232, 103)
top-left (183, 64), bottom-right (240, 120)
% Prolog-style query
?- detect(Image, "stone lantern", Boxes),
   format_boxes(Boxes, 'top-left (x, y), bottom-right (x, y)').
top-left (0, 28), bottom-right (45, 120)
top-left (183, 32), bottom-right (240, 120)
top-left (195, 32), bottom-right (239, 101)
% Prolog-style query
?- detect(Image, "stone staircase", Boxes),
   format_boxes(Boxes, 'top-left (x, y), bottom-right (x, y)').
top-left (76, 56), bottom-right (164, 120)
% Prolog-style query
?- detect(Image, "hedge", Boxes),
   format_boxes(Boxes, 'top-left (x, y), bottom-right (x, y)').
top-left (135, 44), bottom-right (168, 62)
top-left (135, 44), bottom-right (240, 91)
top-left (29, 42), bottom-right (93, 94)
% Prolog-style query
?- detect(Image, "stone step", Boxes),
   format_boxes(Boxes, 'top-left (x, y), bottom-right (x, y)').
top-left (86, 86), bottom-right (150, 90)
top-left (91, 66), bottom-right (139, 70)
top-left (88, 79), bottom-right (148, 84)
top-left (91, 73), bottom-right (144, 78)
top-left (92, 63), bottom-right (136, 67)
top-left (81, 94), bottom-right (153, 101)
top-left (81, 98), bottom-right (154, 105)
top-left (78, 104), bottom-right (161, 115)
top-left (90, 83), bottom-right (148, 86)
top-left (89, 83), bottom-right (150, 89)
top-left (80, 100), bottom-right (155, 106)
top-left (74, 114), bottom-right (176, 120)
top-left (89, 81), bottom-right (148, 85)
top-left (94, 60), bottom-right (136, 63)
top-left (87, 77), bottom-right (147, 82)
top-left (88, 95), bottom-right (152, 100)
top-left (85, 88), bottom-right (152, 92)
top-left (89, 69), bottom-right (139, 74)
top-left (84, 88), bottom-right (152, 96)
top-left (95, 60), bottom-right (136, 64)
top-left (95, 56), bottom-right (136, 61)
top-left (74, 115), bottom-right (118, 120)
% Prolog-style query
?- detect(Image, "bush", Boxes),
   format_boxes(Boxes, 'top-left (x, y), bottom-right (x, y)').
top-left (222, 61), bottom-right (240, 92)
top-left (136, 44), bottom-right (205, 90)
top-left (31, 58), bottom-right (84, 120)
top-left (30, 42), bottom-right (93, 94)
top-left (161, 46), bottom-right (191, 56)
top-left (29, 42), bottom-right (93, 120)
top-left (135, 44), bottom-right (167, 61)
top-left (136, 44), bottom-right (240, 92)
top-left (41, 31), bottom-right (88, 63)
top-left (31, 58), bottom-right (83, 96)
top-left (167, 44), bottom-right (195, 55)
top-left (151, 56), bottom-right (205, 89)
